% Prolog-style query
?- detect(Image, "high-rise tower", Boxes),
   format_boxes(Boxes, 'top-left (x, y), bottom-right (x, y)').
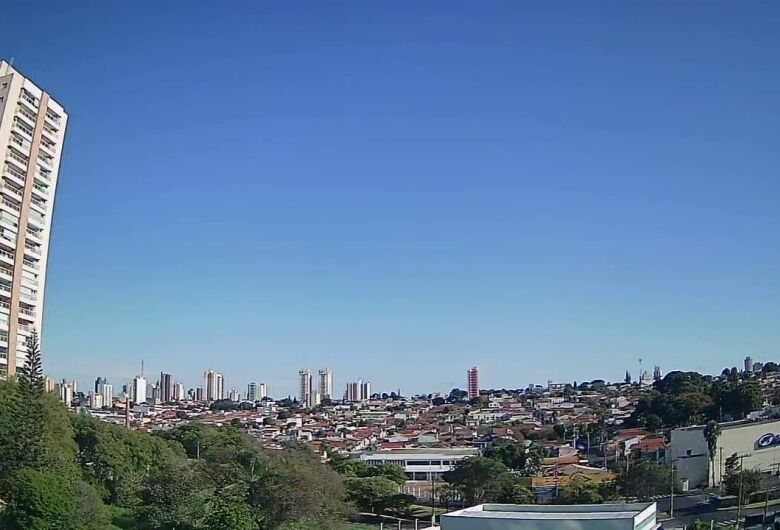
top-left (0, 61), bottom-right (68, 377)
top-left (318, 368), bottom-right (334, 400)
top-left (467, 366), bottom-right (480, 399)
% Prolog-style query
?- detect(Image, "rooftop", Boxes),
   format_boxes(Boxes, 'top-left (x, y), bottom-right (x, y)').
top-left (441, 503), bottom-right (656, 521)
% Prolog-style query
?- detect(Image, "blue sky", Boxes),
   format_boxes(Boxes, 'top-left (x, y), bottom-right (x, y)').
top-left (1, 2), bottom-right (779, 397)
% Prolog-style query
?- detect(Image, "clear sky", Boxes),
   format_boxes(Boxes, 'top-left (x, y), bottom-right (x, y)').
top-left (1, 2), bottom-right (779, 397)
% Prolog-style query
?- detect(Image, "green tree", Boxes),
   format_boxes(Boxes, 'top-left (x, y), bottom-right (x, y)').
top-left (703, 420), bottom-right (721, 487)
top-left (138, 461), bottom-right (206, 529)
top-left (443, 457), bottom-right (508, 505)
top-left (489, 473), bottom-right (534, 504)
top-left (204, 497), bottom-right (254, 530)
top-left (562, 475), bottom-right (603, 504)
top-left (723, 453), bottom-right (761, 502)
top-left (2, 468), bottom-right (81, 530)
top-left (615, 458), bottom-right (672, 500)
top-left (344, 476), bottom-right (399, 514)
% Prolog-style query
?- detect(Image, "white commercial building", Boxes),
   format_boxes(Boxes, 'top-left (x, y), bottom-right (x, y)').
top-left (672, 417), bottom-right (780, 489)
top-left (0, 61), bottom-right (68, 377)
top-left (359, 447), bottom-right (480, 481)
top-left (439, 503), bottom-right (658, 530)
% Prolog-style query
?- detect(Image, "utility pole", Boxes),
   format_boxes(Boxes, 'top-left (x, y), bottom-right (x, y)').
top-left (430, 471), bottom-right (436, 528)
top-left (670, 463), bottom-right (675, 518)
top-left (736, 454), bottom-right (747, 523)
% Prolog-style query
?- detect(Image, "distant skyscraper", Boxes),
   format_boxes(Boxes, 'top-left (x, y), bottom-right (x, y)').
top-left (94, 376), bottom-right (107, 393)
top-left (745, 356), bottom-right (754, 373)
top-left (229, 387), bottom-right (241, 402)
top-left (346, 379), bottom-right (371, 402)
top-left (467, 366), bottom-right (480, 399)
top-left (318, 368), bottom-right (334, 400)
top-left (97, 381), bottom-right (112, 407)
top-left (247, 382), bottom-right (259, 401)
top-left (173, 383), bottom-right (184, 401)
top-left (195, 387), bottom-right (204, 401)
top-left (0, 61), bottom-right (68, 378)
top-left (159, 372), bottom-right (173, 403)
top-left (299, 368), bottom-right (314, 407)
top-left (131, 376), bottom-right (147, 404)
top-left (653, 366), bottom-right (663, 381)
top-left (204, 370), bottom-right (224, 401)
top-left (258, 382), bottom-right (267, 400)
top-left (55, 379), bottom-right (75, 407)
top-left (88, 391), bottom-right (103, 409)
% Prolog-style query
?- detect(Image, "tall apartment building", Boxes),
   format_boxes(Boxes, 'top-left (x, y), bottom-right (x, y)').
top-left (0, 61), bottom-right (67, 377)
top-left (345, 379), bottom-right (371, 402)
top-left (467, 366), bottom-right (480, 399)
top-left (246, 381), bottom-right (266, 402)
top-left (98, 381), bottom-right (113, 407)
top-left (744, 356), bottom-right (754, 374)
top-left (204, 370), bottom-right (224, 401)
top-left (130, 375), bottom-right (147, 404)
top-left (318, 368), bottom-right (334, 400)
top-left (299, 368), bottom-right (314, 408)
top-left (159, 372), bottom-right (173, 403)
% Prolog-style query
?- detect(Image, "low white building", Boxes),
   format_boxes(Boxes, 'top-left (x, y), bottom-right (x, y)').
top-left (439, 503), bottom-right (658, 530)
top-left (359, 447), bottom-right (480, 480)
top-left (671, 417), bottom-right (780, 489)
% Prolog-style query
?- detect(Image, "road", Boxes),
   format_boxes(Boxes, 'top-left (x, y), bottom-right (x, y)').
top-left (655, 491), bottom-right (779, 528)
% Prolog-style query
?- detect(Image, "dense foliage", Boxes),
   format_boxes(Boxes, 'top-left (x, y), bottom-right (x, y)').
top-left (443, 457), bottom-right (533, 505)
top-left (0, 337), bottom-right (351, 529)
top-left (630, 371), bottom-right (764, 428)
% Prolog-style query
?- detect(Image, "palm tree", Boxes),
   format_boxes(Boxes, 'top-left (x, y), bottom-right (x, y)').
top-left (703, 420), bottom-right (721, 487)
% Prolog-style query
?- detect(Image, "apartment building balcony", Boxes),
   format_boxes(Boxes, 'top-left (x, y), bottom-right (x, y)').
top-left (9, 134), bottom-right (31, 155)
top-left (37, 154), bottom-right (54, 170)
top-left (0, 282), bottom-right (10, 298)
top-left (21, 275), bottom-right (38, 290)
top-left (15, 106), bottom-right (37, 128)
top-left (27, 212), bottom-right (45, 229)
top-left (39, 140), bottom-right (56, 157)
top-left (31, 182), bottom-right (48, 199)
top-left (17, 323), bottom-right (34, 334)
top-left (3, 165), bottom-right (26, 189)
top-left (20, 89), bottom-right (38, 109)
top-left (24, 244), bottom-right (41, 259)
top-left (0, 233), bottom-right (16, 253)
top-left (25, 228), bottom-right (42, 243)
top-left (1, 182), bottom-right (24, 201)
top-left (19, 305), bottom-right (36, 321)
top-left (0, 301), bottom-right (10, 314)
top-left (1, 198), bottom-right (20, 214)
top-left (6, 149), bottom-right (29, 172)
top-left (35, 167), bottom-right (52, 183)
top-left (13, 118), bottom-right (34, 140)
top-left (45, 111), bottom-right (61, 130)
top-left (0, 331), bottom-right (8, 347)
top-left (0, 248), bottom-right (14, 267)
top-left (22, 258), bottom-right (39, 272)
top-left (20, 291), bottom-right (37, 304)
top-left (0, 266), bottom-right (13, 282)
top-left (29, 196), bottom-right (47, 214)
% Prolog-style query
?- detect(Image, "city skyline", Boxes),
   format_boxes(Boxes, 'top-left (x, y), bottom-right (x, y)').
top-left (2, 3), bottom-right (779, 397)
